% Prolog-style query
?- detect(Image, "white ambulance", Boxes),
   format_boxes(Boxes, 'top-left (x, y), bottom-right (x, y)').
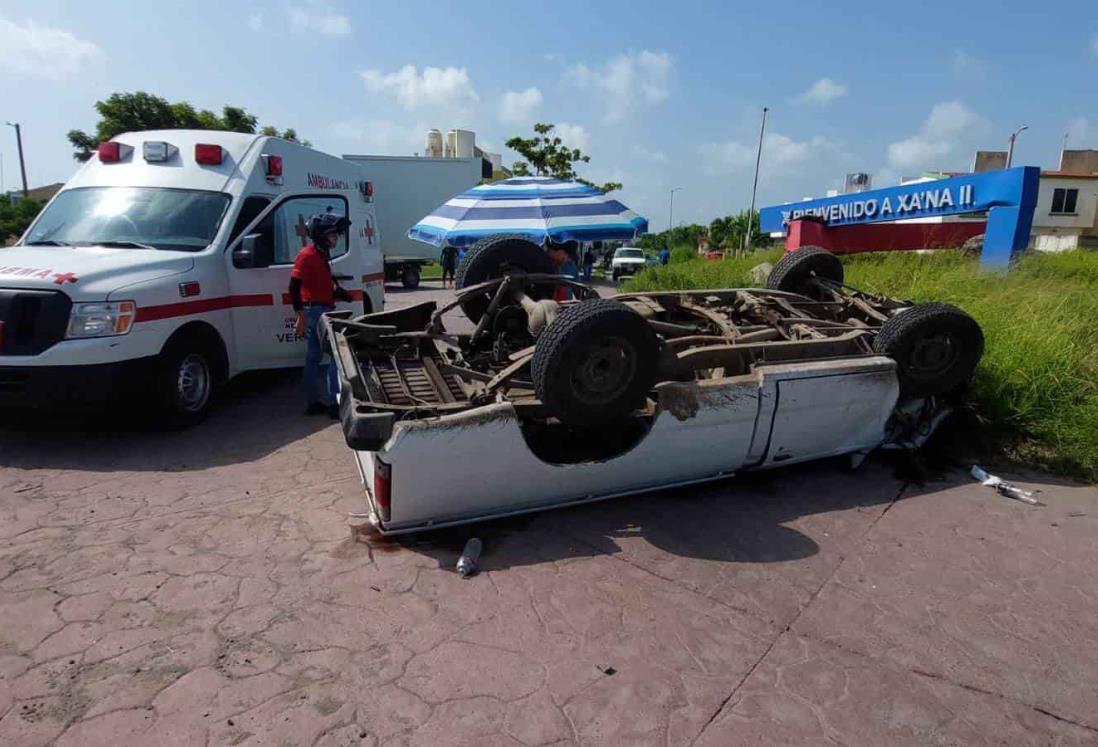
top-left (0, 130), bottom-right (384, 423)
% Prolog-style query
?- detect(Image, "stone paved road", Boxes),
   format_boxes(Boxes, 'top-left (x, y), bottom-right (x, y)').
top-left (2, 279), bottom-right (1097, 746)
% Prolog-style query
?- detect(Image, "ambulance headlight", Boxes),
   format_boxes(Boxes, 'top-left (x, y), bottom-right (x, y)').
top-left (66, 301), bottom-right (137, 338)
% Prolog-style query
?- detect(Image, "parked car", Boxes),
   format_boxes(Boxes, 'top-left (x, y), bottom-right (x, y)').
top-left (610, 246), bottom-right (648, 281)
top-left (324, 240), bottom-right (984, 534)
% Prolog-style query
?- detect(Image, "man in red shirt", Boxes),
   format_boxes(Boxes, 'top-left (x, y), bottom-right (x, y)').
top-left (289, 213), bottom-right (352, 415)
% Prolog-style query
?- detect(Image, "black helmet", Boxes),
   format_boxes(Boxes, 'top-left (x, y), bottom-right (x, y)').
top-left (305, 212), bottom-right (351, 242)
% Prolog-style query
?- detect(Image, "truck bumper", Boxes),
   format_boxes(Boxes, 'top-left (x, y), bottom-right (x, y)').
top-left (0, 357), bottom-right (157, 411)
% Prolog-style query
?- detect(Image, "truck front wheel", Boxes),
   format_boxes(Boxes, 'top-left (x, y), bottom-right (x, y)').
top-left (155, 338), bottom-right (217, 426)
top-left (401, 265), bottom-right (421, 289)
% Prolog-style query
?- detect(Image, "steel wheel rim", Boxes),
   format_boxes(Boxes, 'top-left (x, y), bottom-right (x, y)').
top-left (176, 353), bottom-right (211, 412)
top-left (908, 333), bottom-right (958, 379)
top-left (569, 335), bottom-right (637, 406)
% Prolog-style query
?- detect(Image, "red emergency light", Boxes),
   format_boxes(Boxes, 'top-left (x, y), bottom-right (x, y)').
top-left (194, 143), bottom-right (223, 165)
top-left (98, 142), bottom-right (122, 162)
top-left (262, 154), bottom-right (283, 177)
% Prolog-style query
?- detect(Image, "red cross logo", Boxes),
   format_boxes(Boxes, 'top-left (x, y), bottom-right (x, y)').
top-left (51, 272), bottom-right (78, 285)
top-left (293, 214), bottom-right (309, 247)
top-left (363, 219), bottom-right (374, 245)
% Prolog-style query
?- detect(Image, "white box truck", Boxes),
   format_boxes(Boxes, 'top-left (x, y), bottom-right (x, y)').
top-left (0, 130), bottom-right (384, 424)
top-left (341, 155), bottom-right (484, 289)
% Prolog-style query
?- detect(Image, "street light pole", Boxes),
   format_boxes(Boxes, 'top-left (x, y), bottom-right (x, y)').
top-left (5, 122), bottom-right (29, 197)
top-left (743, 106), bottom-right (768, 254)
top-left (1005, 124), bottom-right (1028, 169)
top-left (668, 187), bottom-right (683, 234)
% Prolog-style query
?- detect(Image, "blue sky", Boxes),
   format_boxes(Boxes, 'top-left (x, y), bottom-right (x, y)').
top-left (1, 0), bottom-right (1096, 230)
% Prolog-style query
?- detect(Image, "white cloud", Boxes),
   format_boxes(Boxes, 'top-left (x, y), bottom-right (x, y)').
top-left (247, 13), bottom-right (263, 31)
top-left (498, 87), bottom-right (542, 124)
top-left (704, 132), bottom-right (836, 170)
top-left (287, 2), bottom-right (351, 37)
top-left (887, 101), bottom-right (980, 170)
top-left (0, 15), bottom-right (104, 79)
top-left (794, 78), bottom-right (846, 105)
top-left (631, 144), bottom-right (667, 162)
top-left (361, 65), bottom-right (479, 123)
top-left (554, 122), bottom-right (590, 152)
top-left (566, 50), bottom-right (672, 123)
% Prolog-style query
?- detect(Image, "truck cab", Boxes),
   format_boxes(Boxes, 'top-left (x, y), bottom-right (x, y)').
top-left (0, 130), bottom-right (384, 423)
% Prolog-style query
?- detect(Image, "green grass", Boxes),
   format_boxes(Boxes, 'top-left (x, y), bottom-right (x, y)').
top-left (624, 249), bottom-right (1098, 481)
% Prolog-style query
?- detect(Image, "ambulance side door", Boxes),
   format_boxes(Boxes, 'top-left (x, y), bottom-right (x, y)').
top-left (225, 193), bottom-right (354, 370)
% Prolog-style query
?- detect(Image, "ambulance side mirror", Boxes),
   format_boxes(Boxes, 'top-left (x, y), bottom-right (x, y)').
top-left (233, 232), bottom-right (274, 269)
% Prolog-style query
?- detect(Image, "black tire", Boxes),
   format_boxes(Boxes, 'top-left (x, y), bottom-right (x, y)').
top-left (531, 299), bottom-right (659, 425)
top-left (455, 235), bottom-right (556, 322)
top-left (873, 303), bottom-right (984, 396)
top-left (155, 337), bottom-right (217, 426)
top-left (401, 265), bottom-right (421, 289)
top-left (765, 246), bottom-right (844, 296)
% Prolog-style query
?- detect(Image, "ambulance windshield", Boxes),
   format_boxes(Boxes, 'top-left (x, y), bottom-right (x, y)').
top-left (22, 187), bottom-right (231, 253)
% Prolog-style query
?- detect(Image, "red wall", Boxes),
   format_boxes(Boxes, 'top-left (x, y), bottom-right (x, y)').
top-left (786, 219), bottom-right (985, 255)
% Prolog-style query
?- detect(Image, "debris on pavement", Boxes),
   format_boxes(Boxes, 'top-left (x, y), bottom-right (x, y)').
top-left (456, 537), bottom-right (483, 577)
top-left (971, 465), bottom-right (1041, 505)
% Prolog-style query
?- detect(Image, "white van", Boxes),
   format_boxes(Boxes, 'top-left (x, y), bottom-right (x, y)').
top-left (0, 130), bottom-right (384, 423)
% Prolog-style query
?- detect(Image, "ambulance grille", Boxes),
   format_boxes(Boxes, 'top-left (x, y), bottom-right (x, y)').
top-left (0, 289), bottom-right (72, 356)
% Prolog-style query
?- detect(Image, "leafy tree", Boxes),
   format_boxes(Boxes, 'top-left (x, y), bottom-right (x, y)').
top-left (0, 197), bottom-right (47, 243)
top-left (505, 123), bottom-right (621, 193)
top-left (708, 210), bottom-right (768, 255)
top-left (68, 92), bottom-right (308, 161)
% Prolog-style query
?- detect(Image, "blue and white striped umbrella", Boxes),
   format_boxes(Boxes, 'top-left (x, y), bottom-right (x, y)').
top-left (408, 176), bottom-right (648, 248)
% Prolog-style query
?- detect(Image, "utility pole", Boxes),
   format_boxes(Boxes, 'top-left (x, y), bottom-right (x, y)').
top-left (743, 106), bottom-right (768, 254)
top-left (5, 122), bottom-right (28, 197)
top-left (668, 187), bottom-right (683, 234)
top-left (1005, 124), bottom-right (1028, 169)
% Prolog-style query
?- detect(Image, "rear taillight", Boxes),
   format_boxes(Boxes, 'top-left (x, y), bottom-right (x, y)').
top-left (373, 458), bottom-right (392, 522)
top-left (98, 142), bottom-right (121, 162)
top-left (195, 143), bottom-right (223, 165)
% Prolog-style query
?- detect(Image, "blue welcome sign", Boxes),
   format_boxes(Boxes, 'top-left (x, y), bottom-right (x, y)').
top-left (759, 167), bottom-right (1040, 268)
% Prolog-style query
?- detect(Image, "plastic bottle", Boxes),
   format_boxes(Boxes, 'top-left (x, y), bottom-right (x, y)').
top-left (456, 538), bottom-right (482, 578)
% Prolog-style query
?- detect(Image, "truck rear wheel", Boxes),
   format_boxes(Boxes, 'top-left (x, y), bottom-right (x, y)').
top-left (455, 234), bottom-right (556, 322)
top-left (873, 303), bottom-right (984, 396)
top-left (401, 265), bottom-right (421, 289)
top-left (766, 246), bottom-right (843, 297)
top-left (531, 299), bottom-right (659, 425)
top-left (155, 337), bottom-right (218, 426)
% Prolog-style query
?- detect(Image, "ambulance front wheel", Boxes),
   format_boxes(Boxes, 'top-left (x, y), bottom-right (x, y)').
top-left (155, 332), bottom-right (221, 427)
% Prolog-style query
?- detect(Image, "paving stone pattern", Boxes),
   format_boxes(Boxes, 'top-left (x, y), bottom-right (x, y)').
top-left (1, 283), bottom-right (1097, 745)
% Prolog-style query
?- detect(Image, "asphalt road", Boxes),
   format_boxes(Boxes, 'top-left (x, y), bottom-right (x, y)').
top-left (1, 279), bottom-right (1096, 746)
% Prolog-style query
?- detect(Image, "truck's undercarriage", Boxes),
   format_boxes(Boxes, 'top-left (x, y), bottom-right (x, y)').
top-left (325, 245), bottom-right (984, 454)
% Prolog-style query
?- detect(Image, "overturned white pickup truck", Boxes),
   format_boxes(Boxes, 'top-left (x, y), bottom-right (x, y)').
top-left (324, 240), bottom-right (984, 534)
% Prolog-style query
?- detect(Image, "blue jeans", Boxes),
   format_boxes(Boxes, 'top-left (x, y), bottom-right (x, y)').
top-left (303, 304), bottom-right (337, 405)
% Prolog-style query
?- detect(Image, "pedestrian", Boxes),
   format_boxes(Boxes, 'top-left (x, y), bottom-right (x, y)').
top-left (547, 240), bottom-right (580, 301)
top-left (440, 244), bottom-right (459, 288)
top-left (289, 213), bottom-right (352, 417)
top-left (582, 247), bottom-right (596, 281)
top-left (659, 246), bottom-right (670, 265)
